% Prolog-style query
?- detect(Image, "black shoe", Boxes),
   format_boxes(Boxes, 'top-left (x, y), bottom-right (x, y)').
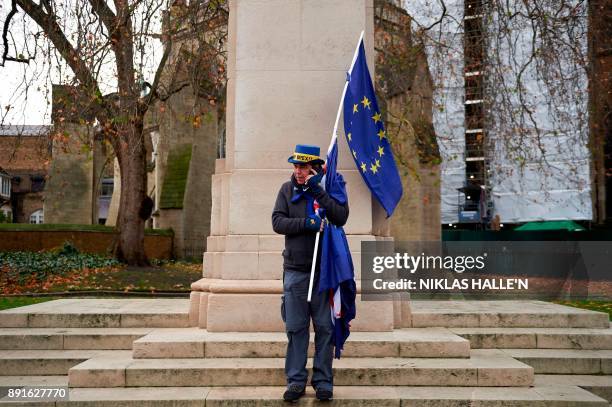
top-left (315, 388), bottom-right (333, 401)
top-left (283, 384), bottom-right (305, 402)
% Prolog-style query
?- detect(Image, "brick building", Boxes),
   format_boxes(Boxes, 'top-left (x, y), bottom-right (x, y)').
top-left (0, 125), bottom-right (52, 223)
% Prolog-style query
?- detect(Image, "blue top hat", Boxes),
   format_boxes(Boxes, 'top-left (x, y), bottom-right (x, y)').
top-left (287, 144), bottom-right (325, 165)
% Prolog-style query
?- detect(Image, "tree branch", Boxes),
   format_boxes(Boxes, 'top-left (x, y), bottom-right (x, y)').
top-left (87, 0), bottom-right (118, 35)
top-left (1, 0), bottom-right (33, 66)
top-left (424, 0), bottom-right (447, 31)
top-left (140, 35), bottom-right (172, 113)
top-left (14, 0), bottom-right (112, 124)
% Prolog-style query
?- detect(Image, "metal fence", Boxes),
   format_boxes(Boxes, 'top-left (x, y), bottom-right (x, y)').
top-left (182, 235), bottom-right (206, 261)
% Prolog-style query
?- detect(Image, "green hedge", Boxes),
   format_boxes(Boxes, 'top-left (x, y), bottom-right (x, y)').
top-left (443, 229), bottom-right (612, 241)
top-left (0, 223), bottom-right (173, 236)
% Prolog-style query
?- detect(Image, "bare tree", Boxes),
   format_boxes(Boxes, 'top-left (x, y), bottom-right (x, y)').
top-left (404, 0), bottom-right (601, 224)
top-left (1, 0), bottom-right (227, 264)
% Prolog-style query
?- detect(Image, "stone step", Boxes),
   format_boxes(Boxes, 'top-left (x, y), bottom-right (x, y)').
top-left (0, 299), bottom-right (190, 328)
top-left (0, 375), bottom-right (68, 387)
top-left (68, 349), bottom-right (533, 388)
top-left (0, 350), bottom-right (132, 376)
top-left (410, 300), bottom-right (610, 328)
top-left (0, 385), bottom-right (607, 406)
top-left (503, 348), bottom-right (612, 374)
top-left (450, 327), bottom-right (612, 349)
top-left (132, 327), bottom-right (470, 358)
top-left (535, 374), bottom-right (612, 403)
top-left (0, 328), bottom-right (155, 350)
top-left (2, 299), bottom-right (607, 329)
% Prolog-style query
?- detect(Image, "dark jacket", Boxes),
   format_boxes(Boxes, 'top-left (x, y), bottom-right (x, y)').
top-left (272, 176), bottom-right (349, 272)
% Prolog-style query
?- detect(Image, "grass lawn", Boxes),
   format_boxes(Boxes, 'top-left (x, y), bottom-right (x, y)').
top-left (2, 247), bottom-right (608, 318)
top-left (553, 300), bottom-right (612, 320)
top-left (50, 261), bottom-right (202, 292)
top-left (0, 296), bottom-right (58, 311)
top-left (31, 262), bottom-right (202, 293)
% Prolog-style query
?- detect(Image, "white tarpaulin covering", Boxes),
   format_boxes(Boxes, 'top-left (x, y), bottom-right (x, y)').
top-left (404, 0), bottom-right (592, 224)
top-left (404, 0), bottom-right (466, 224)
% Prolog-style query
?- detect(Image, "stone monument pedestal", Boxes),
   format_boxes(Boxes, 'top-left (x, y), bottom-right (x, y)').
top-left (190, 0), bottom-right (412, 331)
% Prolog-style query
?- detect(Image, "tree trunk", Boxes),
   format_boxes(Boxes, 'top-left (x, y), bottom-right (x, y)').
top-left (114, 125), bottom-right (149, 266)
top-left (588, 0), bottom-right (612, 224)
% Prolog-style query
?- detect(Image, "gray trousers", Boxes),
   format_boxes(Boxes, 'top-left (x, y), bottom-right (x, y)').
top-left (281, 270), bottom-right (333, 391)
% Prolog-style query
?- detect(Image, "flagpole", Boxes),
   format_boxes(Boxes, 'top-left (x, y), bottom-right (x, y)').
top-left (307, 30), bottom-right (365, 303)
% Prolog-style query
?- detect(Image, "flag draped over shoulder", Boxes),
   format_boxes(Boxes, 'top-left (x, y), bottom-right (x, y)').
top-left (316, 33), bottom-right (403, 359)
top-left (318, 137), bottom-right (356, 359)
top-left (343, 40), bottom-right (403, 217)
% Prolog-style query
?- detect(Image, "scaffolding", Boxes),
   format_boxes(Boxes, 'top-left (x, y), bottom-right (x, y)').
top-left (458, 0), bottom-right (493, 225)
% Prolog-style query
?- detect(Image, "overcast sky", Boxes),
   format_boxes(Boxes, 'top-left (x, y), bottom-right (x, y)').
top-left (0, 0), bottom-right (438, 128)
top-left (0, 0), bottom-right (163, 127)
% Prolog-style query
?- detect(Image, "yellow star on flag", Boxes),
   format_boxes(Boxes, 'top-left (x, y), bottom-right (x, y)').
top-left (370, 162), bottom-right (378, 174)
top-left (360, 162), bottom-right (367, 172)
top-left (375, 159), bottom-right (380, 168)
top-left (377, 145), bottom-right (384, 156)
top-left (347, 133), bottom-right (352, 142)
top-left (352, 149), bottom-right (357, 158)
top-left (353, 104), bottom-right (359, 114)
top-left (372, 112), bottom-right (381, 123)
top-left (361, 96), bottom-right (371, 109)
top-left (377, 129), bottom-right (386, 140)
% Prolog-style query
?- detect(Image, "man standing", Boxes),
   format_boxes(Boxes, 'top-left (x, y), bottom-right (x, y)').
top-left (272, 144), bottom-right (349, 402)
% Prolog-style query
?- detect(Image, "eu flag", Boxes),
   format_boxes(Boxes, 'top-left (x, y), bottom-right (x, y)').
top-left (319, 137), bottom-right (356, 359)
top-left (343, 40), bottom-right (403, 217)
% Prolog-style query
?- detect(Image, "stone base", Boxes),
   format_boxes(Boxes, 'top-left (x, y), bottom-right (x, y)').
top-left (2, 299), bottom-right (612, 405)
top-left (203, 233), bottom-right (390, 280)
top-left (189, 278), bottom-right (399, 331)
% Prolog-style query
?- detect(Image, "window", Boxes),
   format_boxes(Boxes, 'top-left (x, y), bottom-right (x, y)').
top-left (30, 175), bottom-right (45, 192)
top-left (0, 207), bottom-right (11, 223)
top-left (101, 179), bottom-right (114, 197)
top-left (30, 209), bottom-right (44, 224)
top-left (1, 177), bottom-right (10, 197)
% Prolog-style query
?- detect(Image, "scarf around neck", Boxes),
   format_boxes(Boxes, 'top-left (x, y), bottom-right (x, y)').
top-left (290, 174), bottom-right (318, 217)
